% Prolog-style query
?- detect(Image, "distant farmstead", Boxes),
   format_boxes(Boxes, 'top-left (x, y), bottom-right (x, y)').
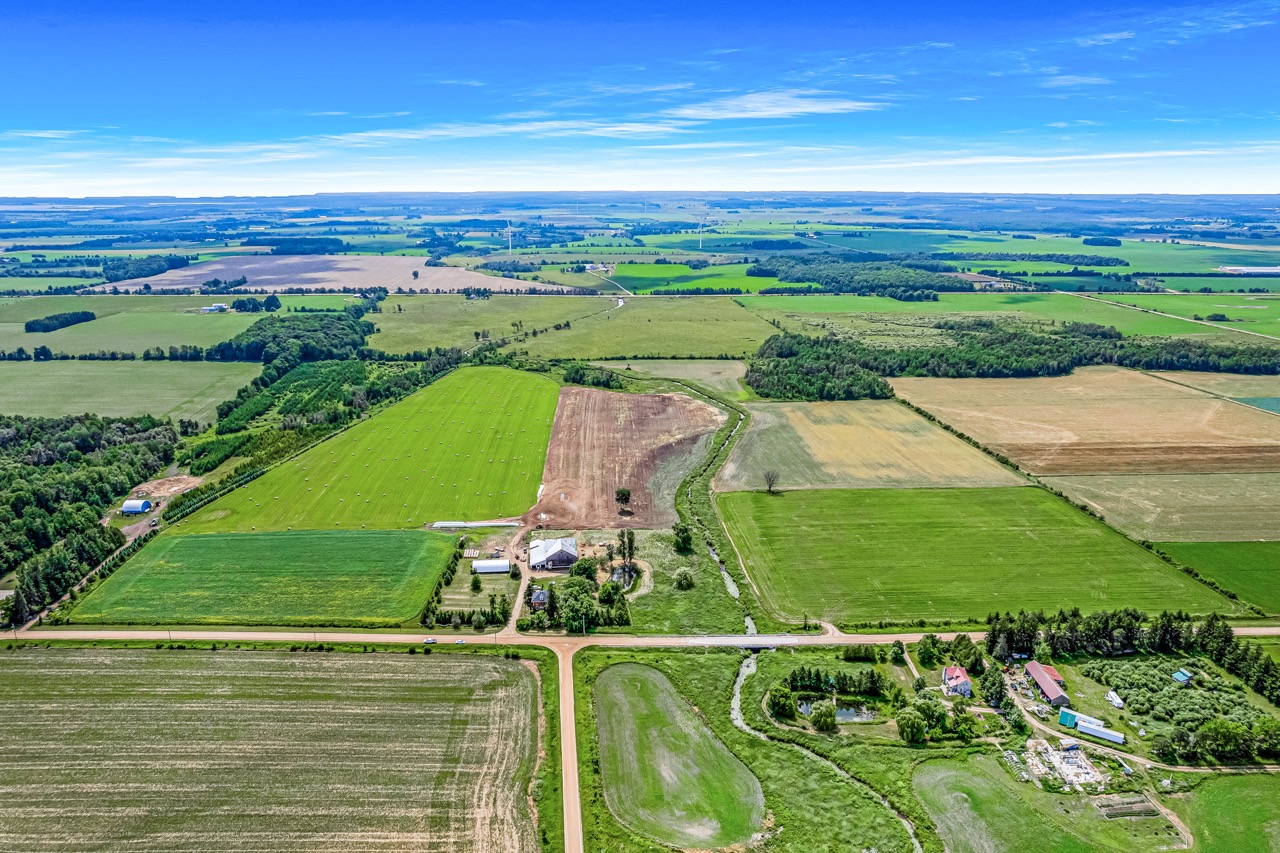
top-left (121, 499), bottom-right (153, 515)
top-left (942, 666), bottom-right (972, 698)
top-left (1026, 660), bottom-right (1070, 707)
top-left (530, 537), bottom-right (577, 570)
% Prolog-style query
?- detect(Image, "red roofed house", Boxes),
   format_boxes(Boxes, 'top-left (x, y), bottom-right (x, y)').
top-left (942, 666), bottom-right (972, 698)
top-left (1026, 660), bottom-right (1070, 707)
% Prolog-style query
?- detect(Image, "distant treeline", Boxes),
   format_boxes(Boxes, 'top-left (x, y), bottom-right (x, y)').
top-left (1082, 236), bottom-right (1123, 247)
top-left (746, 257), bottom-right (972, 300)
top-left (24, 311), bottom-right (95, 333)
top-left (103, 255), bottom-right (191, 283)
top-left (241, 236), bottom-right (350, 254)
top-left (930, 252), bottom-right (1128, 266)
top-left (745, 323), bottom-right (1280, 400)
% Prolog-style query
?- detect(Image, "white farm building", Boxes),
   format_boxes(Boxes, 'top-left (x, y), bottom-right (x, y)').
top-left (530, 537), bottom-right (577, 570)
top-left (121, 499), bottom-right (152, 515)
top-left (472, 559), bottom-right (511, 575)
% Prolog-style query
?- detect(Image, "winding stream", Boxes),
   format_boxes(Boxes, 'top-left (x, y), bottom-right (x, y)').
top-left (731, 655), bottom-right (924, 853)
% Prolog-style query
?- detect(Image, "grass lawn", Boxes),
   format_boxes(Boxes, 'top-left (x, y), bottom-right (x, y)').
top-left (1166, 774), bottom-right (1280, 852)
top-left (369, 294), bottom-right (609, 353)
top-left (577, 648), bottom-right (918, 852)
top-left (70, 529), bottom-right (453, 627)
top-left (1157, 542), bottom-right (1280, 615)
top-left (594, 662), bottom-right (764, 848)
top-left (609, 262), bottom-right (765, 293)
top-left (0, 646), bottom-right (544, 853)
top-left (914, 755), bottom-right (1182, 852)
top-left (716, 487), bottom-right (1238, 625)
top-left (180, 366), bottom-right (558, 532)
top-left (737, 292), bottom-right (1230, 337)
top-left (0, 360), bottom-right (261, 423)
top-left (513, 296), bottom-right (778, 359)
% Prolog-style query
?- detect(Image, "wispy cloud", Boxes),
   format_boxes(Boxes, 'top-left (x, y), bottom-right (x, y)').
top-left (1047, 120), bottom-right (1102, 127)
top-left (438, 79), bottom-right (485, 87)
top-left (667, 90), bottom-right (883, 120)
top-left (1076, 31), bottom-right (1135, 46)
top-left (0, 129), bottom-right (86, 139)
top-left (1042, 75), bottom-right (1112, 88)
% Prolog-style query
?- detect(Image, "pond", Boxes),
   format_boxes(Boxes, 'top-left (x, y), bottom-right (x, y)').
top-left (797, 700), bottom-right (879, 723)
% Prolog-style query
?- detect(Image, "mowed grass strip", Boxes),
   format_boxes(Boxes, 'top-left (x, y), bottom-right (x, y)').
top-left (1044, 473), bottom-right (1280, 542)
top-left (716, 487), bottom-right (1237, 625)
top-left (595, 358), bottom-right (748, 398)
top-left (715, 400), bottom-right (1026, 491)
top-left (181, 365), bottom-right (558, 533)
top-left (1157, 542), bottom-right (1280, 616)
top-left (0, 648), bottom-right (540, 853)
top-left (71, 530), bottom-right (453, 626)
top-left (594, 663), bottom-right (764, 849)
top-left (0, 360), bottom-right (261, 423)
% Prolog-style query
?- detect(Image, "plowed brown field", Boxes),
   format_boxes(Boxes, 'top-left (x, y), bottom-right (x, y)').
top-left (529, 388), bottom-right (725, 529)
top-left (892, 366), bottom-right (1280, 475)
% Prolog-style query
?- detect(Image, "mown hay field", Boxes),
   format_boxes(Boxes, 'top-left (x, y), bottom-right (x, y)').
top-left (892, 366), bottom-right (1280, 475)
top-left (1166, 773), bottom-right (1280, 853)
top-left (594, 663), bottom-right (764, 849)
top-left (1150, 369), bottom-right (1280, 399)
top-left (716, 487), bottom-right (1238, 625)
top-left (1156, 542), bottom-right (1280, 616)
top-left (608, 262), bottom-right (764, 294)
top-left (0, 647), bottom-right (542, 853)
top-left (1044, 473), bottom-right (1280, 542)
top-left (71, 530), bottom-right (453, 626)
top-left (513, 297), bottom-right (778, 359)
top-left (1113, 292), bottom-right (1280, 339)
top-left (371, 294), bottom-right (609, 353)
top-left (0, 360), bottom-right (261, 423)
top-left (181, 366), bottom-right (558, 533)
top-left (595, 358), bottom-right (748, 398)
top-left (715, 400), bottom-right (1025, 492)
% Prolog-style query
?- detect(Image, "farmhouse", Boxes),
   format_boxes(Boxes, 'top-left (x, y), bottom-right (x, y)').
top-left (942, 666), bottom-right (972, 698)
top-left (121, 499), bottom-right (152, 515)
top-left (472, 559), bottom-right (510, 575)
top-left (530, 537), bottom-right (577, 570)
top-left (1027, 660), bottom-right (1070, 707)
top-left (530, 589), bottom-right (549, 611)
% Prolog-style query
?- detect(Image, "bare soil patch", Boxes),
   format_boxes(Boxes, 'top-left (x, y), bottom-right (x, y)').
top-left (133, 474), bottom-right (202, 499)
top-left (528, 388), bottom-right (725, 529)
top-left (893, 366), bottom-right (1280, 475)
top-left (94, 255), bottom-right (574, 293)
top-left (716, 400), bottom-right (1025, 491)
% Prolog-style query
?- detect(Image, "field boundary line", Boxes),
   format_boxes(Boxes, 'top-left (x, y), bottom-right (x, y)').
top-left (1061, 290), bottom-right (1280, 342)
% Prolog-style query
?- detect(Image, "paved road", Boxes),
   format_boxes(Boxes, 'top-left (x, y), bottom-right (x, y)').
top-left (19, 621), bottom-right (1280, 853)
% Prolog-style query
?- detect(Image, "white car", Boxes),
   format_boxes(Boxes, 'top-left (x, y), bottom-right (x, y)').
top-left (422, 638), bottom-right (436, 645)
top-left (455, 639), bottom-right (465, 644)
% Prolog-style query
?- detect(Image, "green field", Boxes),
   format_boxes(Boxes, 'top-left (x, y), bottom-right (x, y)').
top-left (370, 294), bottom-right (609, 353)
top-left (0, 647), bottom-right (545, 852)
top-left (738, 292), bottom-right (1233, 337)
top-left (595, 358), bottom-right (748, 398)
top-left (0, 360), bottom-right (261, 423)
top-left (513, 296), bottom-right (778, 359)
top-left (609, 262), bottom-right (765, 293)
top-left (1157, 541), bottom-right (1280, 615)
top-left (180, 366), bottom-right (558, 532)
top-left (0, 275), bottom-right (103, 292)
top-left (71, 529), bottom-right (453, 626)
top-left (1168, 774), bottom-right (1280, 852)
top-left (594, 662), bottom-right (764, 848)
top-left (1146, 275), bottom-right (1280, 293)
top-left (1105, 292), bottom-right (1280, 339)
top-left (914, 755), bottom-right (1182, 852)
top-left (716, 487), bottom-right (1237, 625)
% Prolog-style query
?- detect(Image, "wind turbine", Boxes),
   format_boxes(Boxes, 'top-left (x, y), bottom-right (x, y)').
top-left (505, 220), bottom-right (514, 256)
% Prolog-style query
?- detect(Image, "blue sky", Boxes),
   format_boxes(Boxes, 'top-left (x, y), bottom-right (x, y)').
top-left (3, 0), bottom-right (1278, 195)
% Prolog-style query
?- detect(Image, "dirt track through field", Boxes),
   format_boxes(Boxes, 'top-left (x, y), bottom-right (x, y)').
top-left (528, 388), bottom-right (725, 529)
top-left (893, 366), bottom-right (1280, 475)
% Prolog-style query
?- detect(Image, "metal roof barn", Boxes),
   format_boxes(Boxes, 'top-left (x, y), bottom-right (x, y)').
top-left (121, 499), bottom-right (152, 515)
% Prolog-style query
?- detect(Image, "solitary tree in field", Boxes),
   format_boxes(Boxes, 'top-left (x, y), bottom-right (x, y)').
top-left (615, 487), bottom-right (631, 513)
top-left (763, 470), bottom-right (779, 493)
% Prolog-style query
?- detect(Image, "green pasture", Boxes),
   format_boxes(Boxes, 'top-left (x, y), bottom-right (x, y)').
top-left (71, 529), bottom-right (453, 626)
top-left (0, 360), bottom-right (260, 423)
top-left (1147, 275), bottom-right (1280, 293)
top-left (1167, 774), bottom-right (1280, 852)
top-left (1157, 542), bottom-right (1280, 615)
top-left (738, 291), bottom-right (1228, 337)
top-left (0, 275), bottom-right (102, 293)
top-left (716, 487), bottom-right (1238, 625)
top-left (512, 296), bottom-right (778, 359)
top-left (1102, 292), bottom-right (1280, 339)
top-left (608, 262), bottom-right (765, 293)
top-left (914, 755), bottom-right (1182, 853)
top-left (369, 294), bottom-right (608, 353)
top-left (180, 366), bottom-right (558, 533)
top-left (595, 358), bottom-right (748, 398)
top-left (594, 663), bottom-right (764, 848)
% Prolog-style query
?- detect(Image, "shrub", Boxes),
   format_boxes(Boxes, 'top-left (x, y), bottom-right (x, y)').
top-left (810, 700), bottom-right (838, 732)
top-left (673, 568), bottom-right (695, 590)
top-left (767, 684), bottom-right (797, 720)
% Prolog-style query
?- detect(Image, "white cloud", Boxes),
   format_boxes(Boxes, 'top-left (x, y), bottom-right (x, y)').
top-left (1076, 31), bottom-right (1135, 46)
top-left (1042, 75), bottom-right (1112, 87)
top-left (667, 90), bottom-right (883, 120)
top-left (0, 129), bottom-right (86, 139)
top-left (1047, 120), bottom-right (1102, 127)
top-left (438, 79), bottom-right (484, 87)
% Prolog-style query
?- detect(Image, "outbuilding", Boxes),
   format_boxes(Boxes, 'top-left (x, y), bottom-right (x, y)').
top-left (472, 559), bottom-right (511, 575)
top-left (1077, 721), bottom-right (1126, 745)
top-left (530, 537), bottom-right (577, 570)
top-left (121, 499), bottom-right (152, 515)
top-left (1058, 709), bottom-right (1104, 729)
top-left (1027, 660), bottom-right (1070, 707)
